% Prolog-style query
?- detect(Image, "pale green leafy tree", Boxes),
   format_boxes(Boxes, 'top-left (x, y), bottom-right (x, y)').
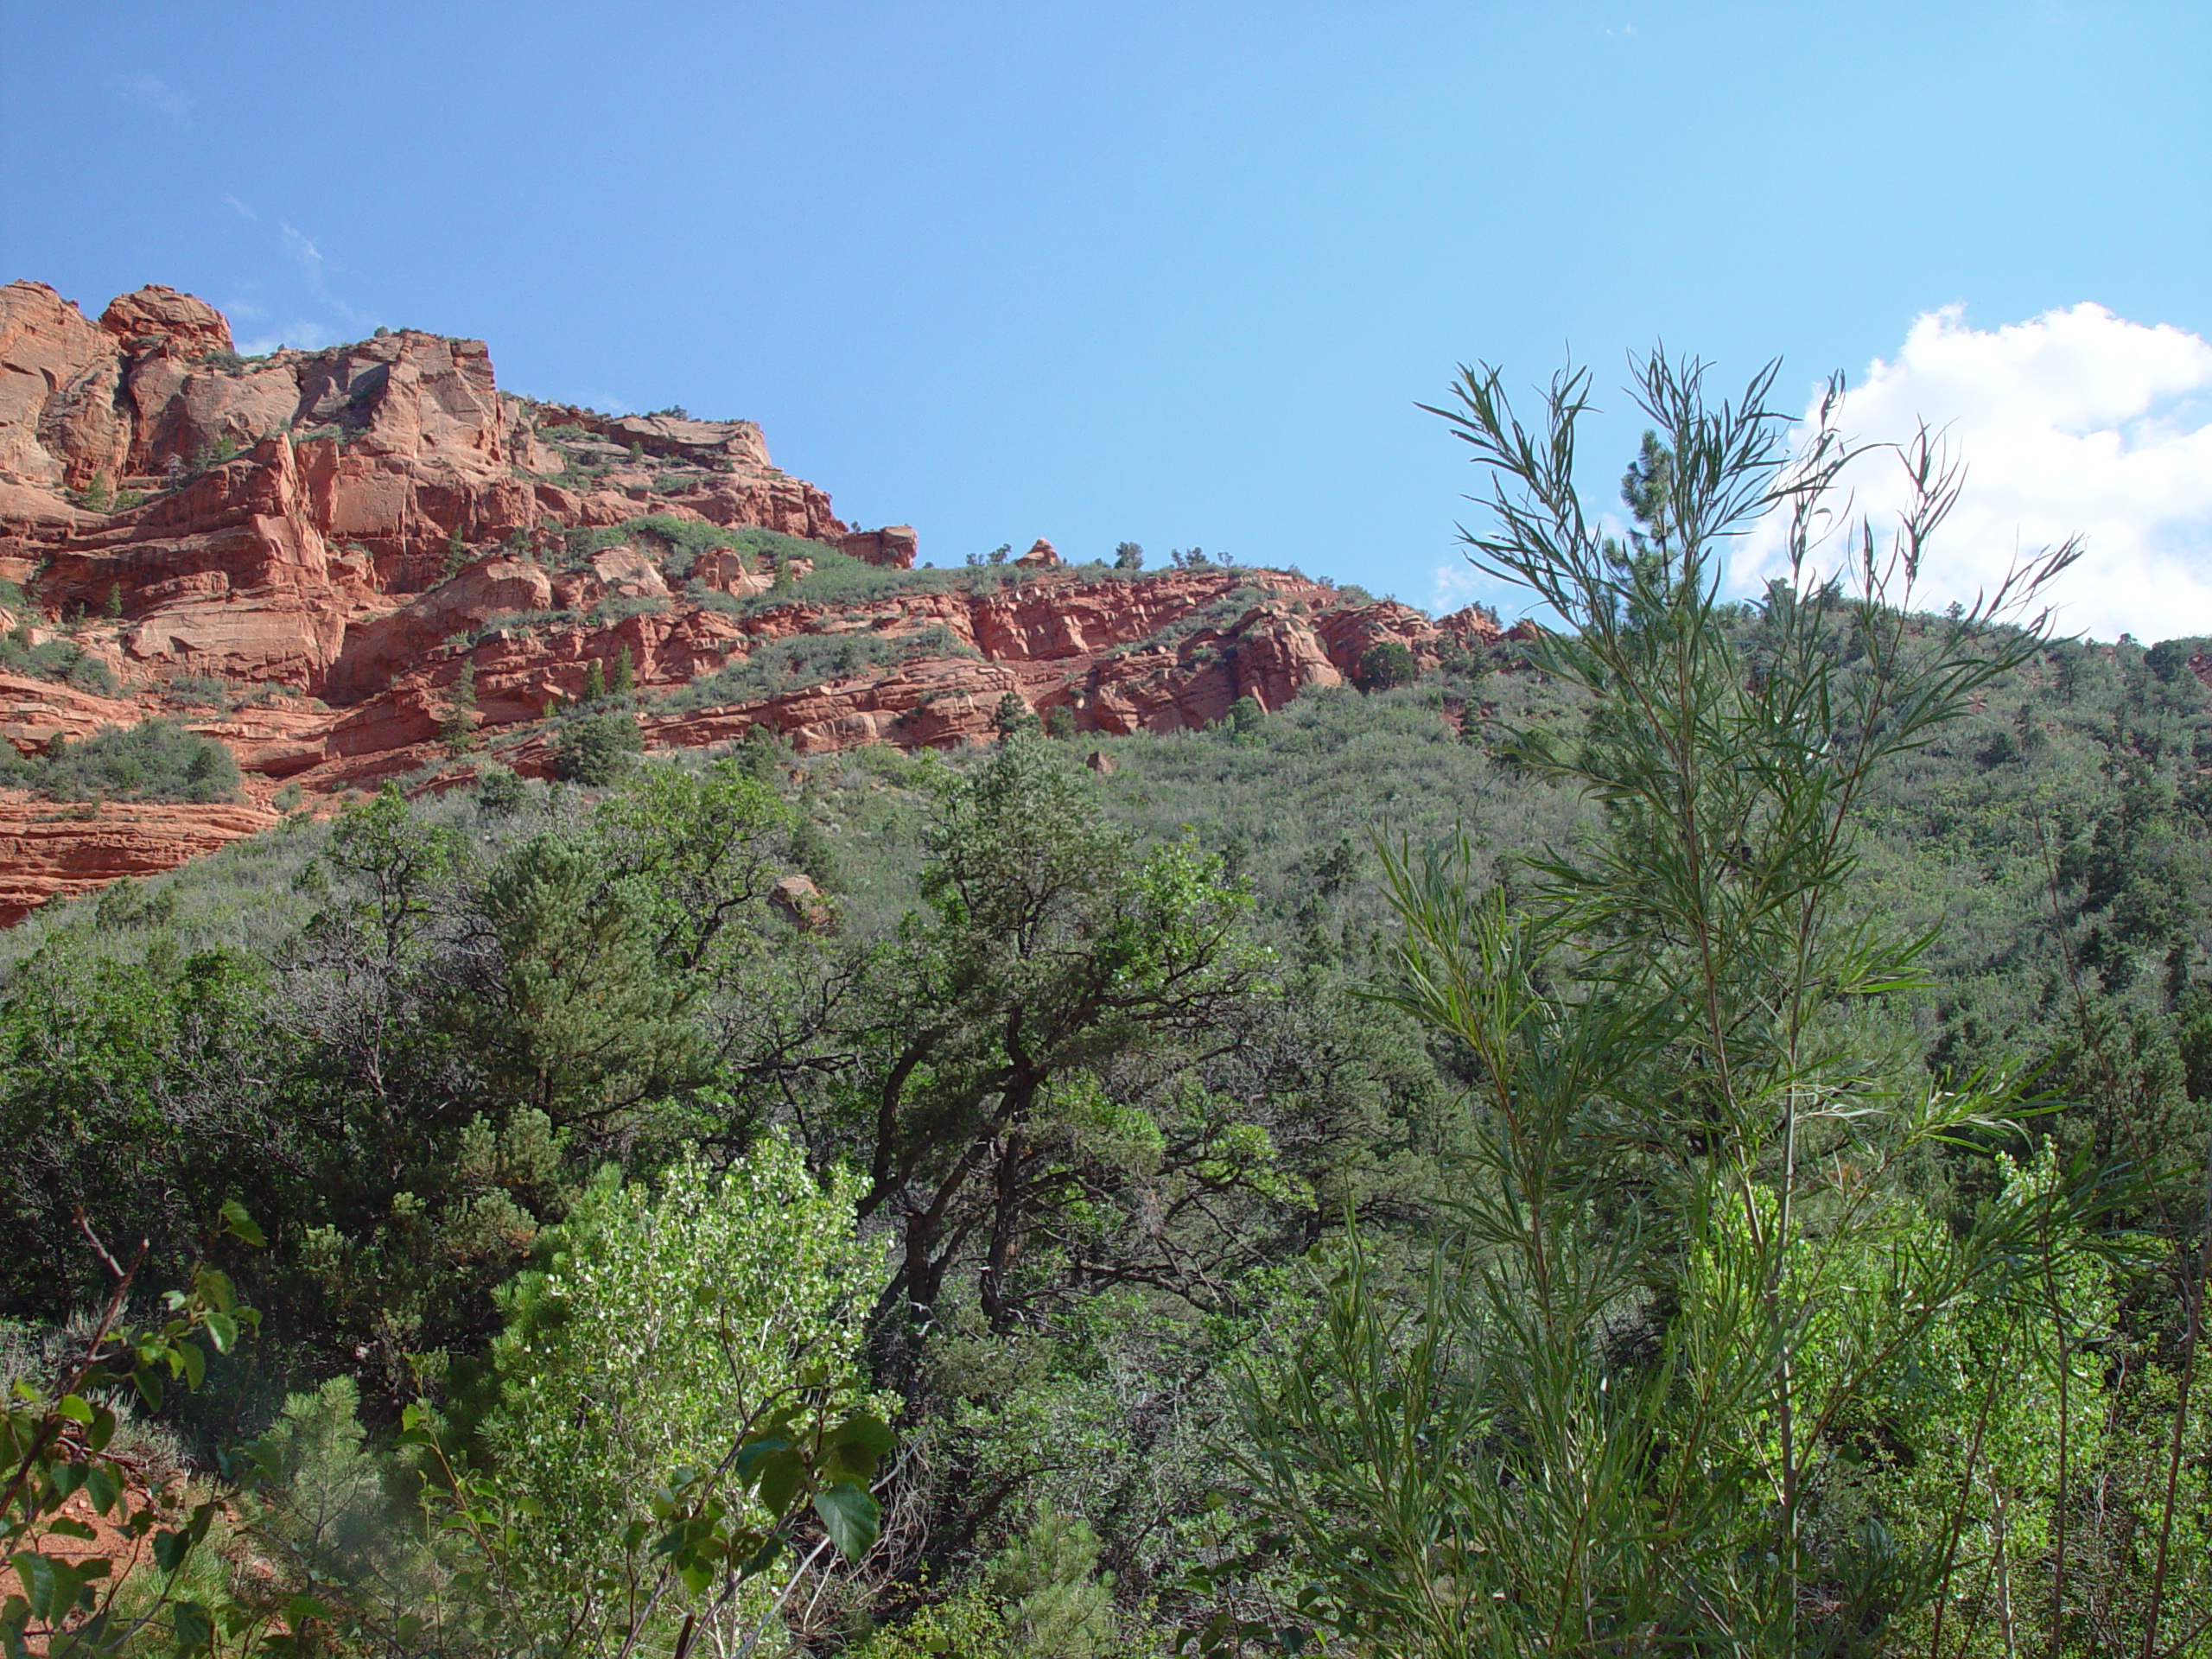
top-left (456, 1136), bottom-right (890, 1657)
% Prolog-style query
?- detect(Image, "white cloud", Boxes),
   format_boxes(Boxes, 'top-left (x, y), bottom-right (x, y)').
top-left (1733, 303), bottom-right (2212, 641)
top-left (224, 194), bottom-right (257, 221)
top-left (280, 224), bottom-right (327, 291)
top-left (114, 73), bottom-right (191, 124)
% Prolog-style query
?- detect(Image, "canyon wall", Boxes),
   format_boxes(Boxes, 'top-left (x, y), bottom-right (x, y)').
top-left (0, 280), bottom-right (1511, 914)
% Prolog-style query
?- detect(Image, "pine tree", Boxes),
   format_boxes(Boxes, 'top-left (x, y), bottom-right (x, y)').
top-left (441, 659), bottom-right (480, 753)
top-left (103, 583), bottom-right (123, 620)
top-left (583, 658), bottom-right (607, 702)
top-left (611, 647), bottom-right (635, 699)
top-left (994, 691), bottom-right (1040, 742)
top-left (442, 526), bottom-right (469, 580)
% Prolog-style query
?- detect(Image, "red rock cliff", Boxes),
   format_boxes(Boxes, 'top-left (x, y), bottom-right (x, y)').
top-left (0, 281), bottom-right (1506, 916)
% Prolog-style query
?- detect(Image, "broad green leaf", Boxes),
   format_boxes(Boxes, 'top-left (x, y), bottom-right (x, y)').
top-left (753, 1448), bottom-right (803, 1520)
top-left (171, 1598), bottom-right (213, 1652)
top-left (811, 1480), bottom-right (879, 1563)
top-left (81, 1465), bottom-right (120, 1517)
top-left (218, 1201), bottom-right (264, 1246)
top-left (9, 1554), bottom-right (54, 1619)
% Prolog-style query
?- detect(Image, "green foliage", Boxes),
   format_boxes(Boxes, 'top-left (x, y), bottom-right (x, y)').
top-left (661, 626), bottom-right (974, 715)
top-left (1, 1206), bottom-right (264, 1659)
top-left (549, 711), bottom-right (642, 785)
top-left (448, 831), bottom-right (713, 1124)
top-left (582, 657), bottom-right (606, 702)
top-left (1230, 348), bottom-right (2109, 1656)
top-left (1115, 542), bottom-right (1145, 571)
top-left (163, 674), bottom-right (232, 709)
top-left (451, 1140), bottom-right (888, 1651)
top-left (17, 371), bottom-right (2212, 1657)
top-left (0, 625), bottom-right (119, 695)
top-left (238, 1376), bottom-right (442, 1649)
top-left (993, 690), bottom-right (1040, 742)
top-left (439, 659), bottom-right (479, 754)
top-left (5, 719), bottom-right (239, 804)
top-left (476, 764), bottom-right (526, 816)
top-left (987, 1510), bottom-right (1122, 1656)
top-left (1354, 639), bottom-right (1418, 691)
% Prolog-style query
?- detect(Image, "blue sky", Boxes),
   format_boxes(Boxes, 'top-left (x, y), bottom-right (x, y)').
top-left (3, 3), bottom-right (2207, 634)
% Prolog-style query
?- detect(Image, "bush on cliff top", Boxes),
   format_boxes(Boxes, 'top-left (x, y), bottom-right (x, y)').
top-left (4, 717), bottom-right (241, 804)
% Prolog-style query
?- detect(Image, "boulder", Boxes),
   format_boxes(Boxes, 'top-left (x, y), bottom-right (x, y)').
top-left (838, 525), bottom-right (918, 569)
top-left (771, 872), bottom-right (836, 932)
top-left (98, 286), bottom-right (234, 357)
top-left (585, 546), bottom-right (670, 598)
top-left (1014, 537), bottom-right (1061, 568)
top-left (691, 547), bottom-right (772, 598)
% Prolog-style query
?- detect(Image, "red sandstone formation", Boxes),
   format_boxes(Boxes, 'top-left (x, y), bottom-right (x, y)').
top-left (0, 279), bottom-right (1513, 916)
top-left (0, 794), bottom-right (279, 924)
top-left (837, 525), bottom-right (917, 569)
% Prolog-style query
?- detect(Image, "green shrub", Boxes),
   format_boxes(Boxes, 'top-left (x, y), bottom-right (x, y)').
top-left (477, 763), bottom-right (528, 814)
top-left (662, 626), bottom-right (972, 714)
top-left (161, 673), bottom-right (232, 709)
top-left (10, 718), bottom-right (239, 803)
top-left (474, 1143), bottom-right (885, 1650)
top-left (1355, 639), bottom-right (1419, 691)
top-left (549, 712), bottom-right (643, 785)
top-left (0, 629), bottom-right (116, 695)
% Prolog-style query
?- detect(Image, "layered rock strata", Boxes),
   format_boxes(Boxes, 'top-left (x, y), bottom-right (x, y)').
top-left (0, 279), bottom-right (1513, 914)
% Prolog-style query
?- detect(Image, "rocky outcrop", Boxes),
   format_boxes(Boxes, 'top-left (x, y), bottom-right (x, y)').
top-left (0, 283), bottom-right (129, 491)
top-left (0, 281), bottom-right (853, 684)
top-left (0, 277), bottom-right (1524, 921)
top-left (0, 794), bottom-right (279, 924)
top-left (99, 285), bottom-right (235, 357)
top-left (838, 525), bottom-right (917, 569)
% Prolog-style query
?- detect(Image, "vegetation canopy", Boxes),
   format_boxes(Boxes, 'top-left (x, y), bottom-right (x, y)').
top-left (8, 346), bottom-right (2212, 1659)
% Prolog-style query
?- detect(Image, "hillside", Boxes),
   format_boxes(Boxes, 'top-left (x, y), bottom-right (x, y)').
top-left (13, 295), bottom-right (2212, 1657)
top-left (0, 279), bottom-right (1504, 917)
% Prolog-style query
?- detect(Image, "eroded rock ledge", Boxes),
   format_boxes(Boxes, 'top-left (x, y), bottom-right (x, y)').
top-left (0, 278), bottom-right (1515, 915)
